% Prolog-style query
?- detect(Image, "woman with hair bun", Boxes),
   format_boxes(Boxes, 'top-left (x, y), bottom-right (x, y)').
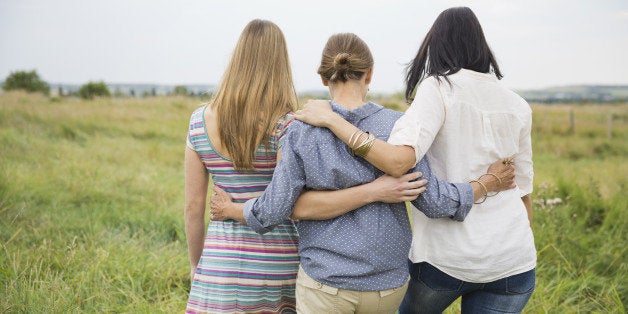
top-left (210, 32), bottom-right (514, 313)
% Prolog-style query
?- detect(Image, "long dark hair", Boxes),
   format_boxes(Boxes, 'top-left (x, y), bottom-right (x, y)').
top-left (405, 7), bottom-right (502, 102)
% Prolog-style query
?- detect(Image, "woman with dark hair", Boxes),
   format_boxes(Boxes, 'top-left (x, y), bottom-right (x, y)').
top-left (296, 7), bottom-right (536, 313)
top-left (210, 32), bottom-right (516, 313)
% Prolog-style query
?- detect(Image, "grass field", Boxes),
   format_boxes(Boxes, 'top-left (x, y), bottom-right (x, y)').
top-left (0, 92), bottom-right (626, 313)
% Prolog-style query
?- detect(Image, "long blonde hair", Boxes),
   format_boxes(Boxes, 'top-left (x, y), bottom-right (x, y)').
top-left (211, 19), bottom-right (297, 170)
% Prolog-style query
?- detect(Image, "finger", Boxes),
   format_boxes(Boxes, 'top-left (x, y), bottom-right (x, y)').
top-left (498, 168), bottom-right (514, 178)
top-left (212, 185), bottom-right (222, 194)
top-left (407, 179), bottom-right (427, 189)
top-left (403, 187), bottom-right (426, 196)
top-left (401, 171), bottom-right (422, 181)
top-left (213, 186), bottom-right (231, 199)
top-left (216, 188), bottom-right (229, 197)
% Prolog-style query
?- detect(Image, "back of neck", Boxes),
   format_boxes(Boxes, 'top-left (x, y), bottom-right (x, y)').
top-left (329, 82), bottom-right (367, 110)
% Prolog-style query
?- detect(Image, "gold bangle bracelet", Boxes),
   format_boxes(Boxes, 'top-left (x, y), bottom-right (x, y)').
top-left (352, 132), bottom-right (369, 156)
top-left (347, 130), bottom-right (362, 153)
top-left (475, 195), bottom-right (487, 204)
top-left (348, 130), bottom-right (365, 156)
top-left (361, 136), bottom-right (376, 157)
top-left (354, 133), bottom-right (375, 157)
top-left (470, 180), bottom-right (488, 204)
top-left (480, 173), bottom-right (501, 197)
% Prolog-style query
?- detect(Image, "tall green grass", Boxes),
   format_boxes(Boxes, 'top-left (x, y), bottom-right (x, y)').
top-left (523, 104), bottom-right (627, 313)
top-left (1, 93), bottom-right (626, 312)
top-left (0, 92), bottom-right (196, 312)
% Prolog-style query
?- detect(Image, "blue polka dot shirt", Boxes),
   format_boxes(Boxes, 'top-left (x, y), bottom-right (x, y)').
top-left (243, 101), bottom-right (473, 291)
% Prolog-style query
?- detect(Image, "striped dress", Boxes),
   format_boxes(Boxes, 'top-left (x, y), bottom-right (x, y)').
top-left (185, 105), bottom-right (299, 314)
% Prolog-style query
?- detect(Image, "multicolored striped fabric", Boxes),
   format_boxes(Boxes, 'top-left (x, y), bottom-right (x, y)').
top-left (186, 105), bottom-right (299, 314)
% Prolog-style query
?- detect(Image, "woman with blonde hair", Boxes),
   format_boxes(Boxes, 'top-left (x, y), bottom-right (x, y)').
top-left (184, 19), bottom-right (300, 313)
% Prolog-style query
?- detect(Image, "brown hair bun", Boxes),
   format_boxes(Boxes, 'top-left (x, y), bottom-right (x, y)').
top-left (317, 33), bottom-right (373, 83)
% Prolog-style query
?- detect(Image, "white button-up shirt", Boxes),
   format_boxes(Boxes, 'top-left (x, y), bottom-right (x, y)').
top-left (388, 69), bottom-right (536, 282)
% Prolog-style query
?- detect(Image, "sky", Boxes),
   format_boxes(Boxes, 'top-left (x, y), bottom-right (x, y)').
top-left (1, 0), bottom-right (627, 93)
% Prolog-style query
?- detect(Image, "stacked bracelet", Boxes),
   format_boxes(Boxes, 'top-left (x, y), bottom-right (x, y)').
top-left (480, 173), bottom-right (501, 197)
top-left (470, 180), bottom-right (488, 204)
top-left (353, 132), bottom-right (375, 157)
top-left (348, 130), bottom-right (363, 155)
top-left (473, 171), bottom-right (508, 204)
top-left (347, 129), bottom-right (376, 158)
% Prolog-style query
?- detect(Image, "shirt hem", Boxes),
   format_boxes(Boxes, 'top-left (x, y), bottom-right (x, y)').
top-left (410, 258), bottom-right (537, 283)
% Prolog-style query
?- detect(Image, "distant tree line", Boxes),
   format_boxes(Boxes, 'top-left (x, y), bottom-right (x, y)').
top-left (6, 69), bottom-right (624, 104)
top-left (2, 70), bottom-right (211, 100)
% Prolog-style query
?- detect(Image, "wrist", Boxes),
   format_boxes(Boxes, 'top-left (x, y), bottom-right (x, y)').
top-left (363, 181), bottom-right (381, 203)
top-left (478, 175), bottom-right (496, 192)
top-left (225, 202), bottom-right (238, 220)
top-left (470, 179), bottom-right (488, 204)
top-left (324, 112), bottom-right (342, 129)
top-left (230, 203), bottom-right (246, 223)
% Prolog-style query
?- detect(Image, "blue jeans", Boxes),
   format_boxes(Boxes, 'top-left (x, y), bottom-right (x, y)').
top-left (398, 261), bottom-right (535, 314)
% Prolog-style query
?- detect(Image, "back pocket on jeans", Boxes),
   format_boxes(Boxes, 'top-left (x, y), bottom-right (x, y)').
top-left (418, 263), bottom-right (463, 292)
top-left (506, 269), bottom-right (535, 294)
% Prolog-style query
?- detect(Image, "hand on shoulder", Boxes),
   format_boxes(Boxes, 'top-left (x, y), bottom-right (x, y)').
top-left (294, 99), bottom-right (336, 128)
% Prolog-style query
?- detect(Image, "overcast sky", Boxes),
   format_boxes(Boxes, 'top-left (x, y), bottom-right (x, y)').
top-left (1, 0), bottom-right (627, 93)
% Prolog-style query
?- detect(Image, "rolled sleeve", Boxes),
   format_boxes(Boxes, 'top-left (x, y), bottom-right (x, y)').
top-left (243, 198), bottom-right (274, 234)
top-left (388, 116), bottom-right (423, 166)
top-left (410, 157), bottom-right (474, 221)
top-left (242, 126), bottom-right (306, 234)
top-left (515, 108), bottom-right (534, 196)
top-left (388, 77), bottom-right (445, 166)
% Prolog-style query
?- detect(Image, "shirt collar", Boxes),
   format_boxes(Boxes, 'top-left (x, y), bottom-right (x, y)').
top-left (329, 101), bottom-right (383, 122)
top-left (458, 68), bottom-right (497, 82)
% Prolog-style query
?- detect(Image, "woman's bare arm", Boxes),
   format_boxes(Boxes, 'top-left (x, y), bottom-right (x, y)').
top-left (521, 194), bottom-right (533, 227)
top-left (294, 101), bottom-right (416, 177)
top-left (211, 159), bottom-right (516, 222)
top-left (184, 147), bottom-right (209, 281)
top-left (292, 172), bottom-right (426, 220)
top-left (210, 172), bottom-right (426, 221)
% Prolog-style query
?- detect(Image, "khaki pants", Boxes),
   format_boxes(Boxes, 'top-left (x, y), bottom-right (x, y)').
top-left (295, 266), bottom-right (408, 314)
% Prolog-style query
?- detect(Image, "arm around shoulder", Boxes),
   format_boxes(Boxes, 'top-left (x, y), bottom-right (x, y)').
top-left (324, 114), bottom-right (417, 177)
top-left (294, 100), bottom-right (416, 177)
top-left (242, 128), bottom-right (307, 233)
top-left (292, 171), bottom-right (427, 220)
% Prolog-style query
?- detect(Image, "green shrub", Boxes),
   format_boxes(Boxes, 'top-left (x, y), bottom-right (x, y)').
top-left (2, 70), bottom-right (49, 95)
top-left (78, 81), bottom-right (111, 99)
top-left (172, 85), bottom-right (188, 96)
